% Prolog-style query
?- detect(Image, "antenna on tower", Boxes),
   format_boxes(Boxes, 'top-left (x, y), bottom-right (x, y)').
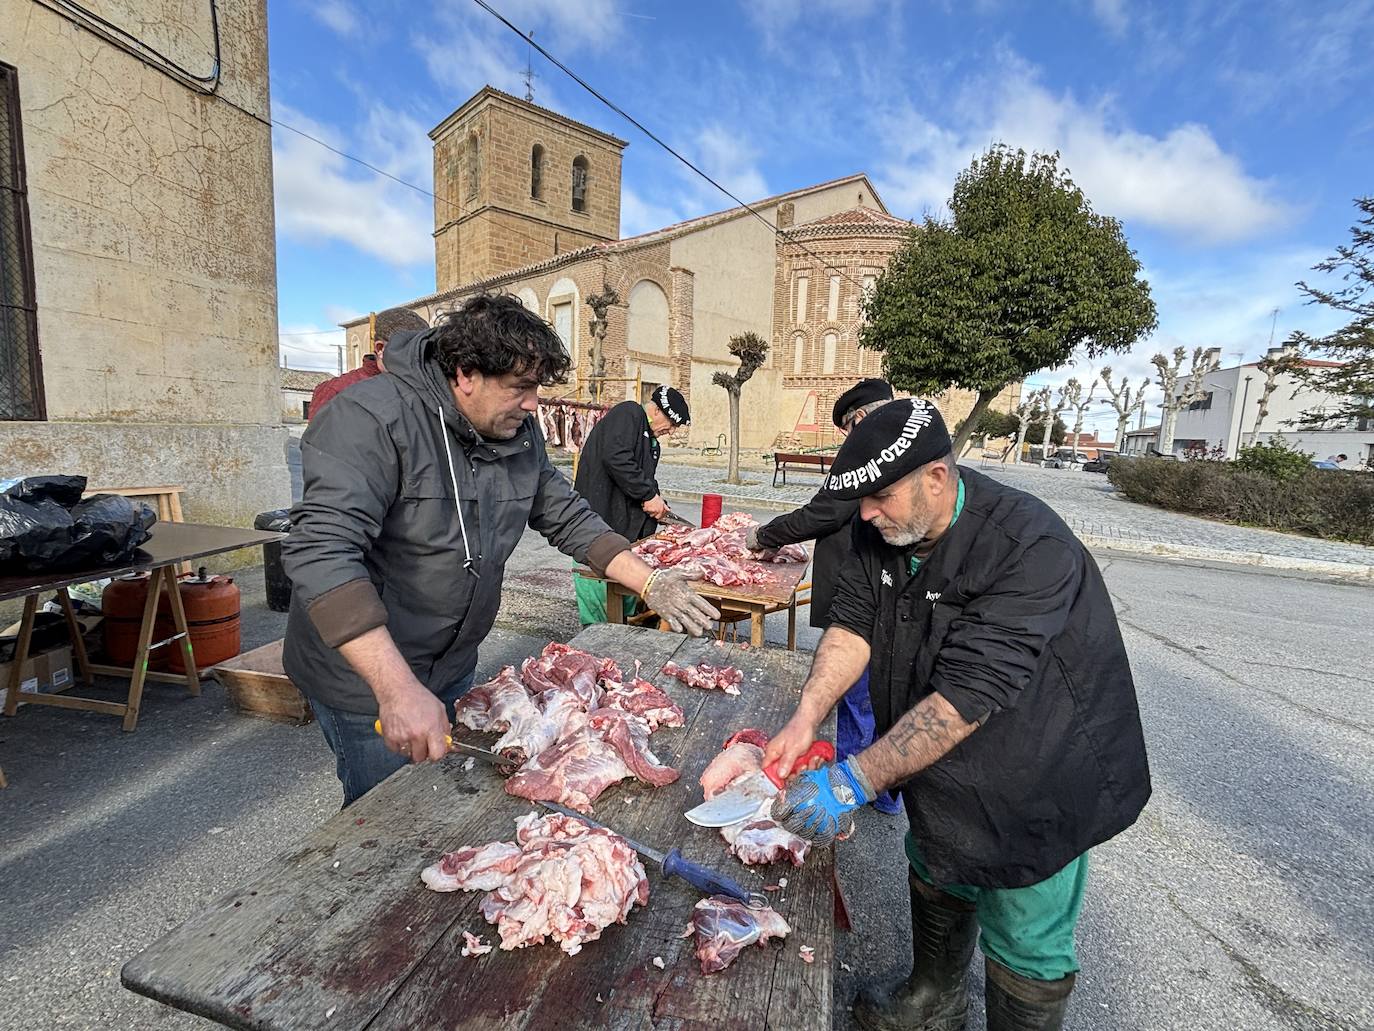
top-left (524, 32), bottom-right (535, 102)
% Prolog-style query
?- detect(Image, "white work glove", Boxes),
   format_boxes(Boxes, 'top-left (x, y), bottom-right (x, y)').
top-left (644, 569), bottom-right (720, 636)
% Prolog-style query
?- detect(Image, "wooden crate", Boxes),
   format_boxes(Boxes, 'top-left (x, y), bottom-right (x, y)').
top-left (211, 639), bottom-right (313, 725)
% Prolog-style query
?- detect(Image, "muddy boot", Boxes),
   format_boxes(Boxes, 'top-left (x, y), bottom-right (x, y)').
top-left (984, 959), bottom-right (1075, 1031)
top-left (852, 872), bottom-right (979, 1031)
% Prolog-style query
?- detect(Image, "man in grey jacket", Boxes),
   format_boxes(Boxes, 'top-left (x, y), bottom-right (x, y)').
top-left (283, 294), bottom-right (718, 805)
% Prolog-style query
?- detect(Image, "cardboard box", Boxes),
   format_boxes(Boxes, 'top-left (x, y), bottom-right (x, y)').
top-left (0, 645), bottom-right (74, 709)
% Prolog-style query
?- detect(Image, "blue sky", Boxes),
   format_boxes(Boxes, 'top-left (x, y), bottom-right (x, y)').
top-left (269, 0), bottom-right (1372, 436)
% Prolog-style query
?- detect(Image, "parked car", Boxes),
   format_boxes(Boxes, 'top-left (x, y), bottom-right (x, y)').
top-left (1082, 454), bottom-right (1114, 473)
top-left (1044, 448), bottom-right (1090, 469)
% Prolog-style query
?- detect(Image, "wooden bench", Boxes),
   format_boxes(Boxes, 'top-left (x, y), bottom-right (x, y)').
top-left (772, 451), bottom-right (833, 487)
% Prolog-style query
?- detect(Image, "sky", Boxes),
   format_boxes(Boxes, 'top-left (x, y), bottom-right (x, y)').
top-left (267, 0), bottom-right (1373, 437)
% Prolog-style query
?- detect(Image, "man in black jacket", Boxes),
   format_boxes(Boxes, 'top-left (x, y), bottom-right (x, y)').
top-left (572, 384), bottom-right (689, 624)
top-left (763, 399), bottom-right (1151, 1031)
top-left (746, 378), bottom-right (900, 813)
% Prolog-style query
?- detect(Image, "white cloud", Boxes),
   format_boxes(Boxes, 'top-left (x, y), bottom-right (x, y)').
top-left (692, 125), bottom-right (770, 205)
top-left (323, 304), bottom-right (363, 326)
top-left (744, 0), bottom-right (881, 50)
top-left (279, 323), bottom-right (345, 373)
top-left (271, 104), bottom-right (433, 267)
top-left (620, 187), bottom-right (684, 238)
top-left (1088, 0), bottom-right (1128, 37)
top-left (310, 1), bottom-right (361, 37)
top-left (874, 58), bottom-right (1290, 244)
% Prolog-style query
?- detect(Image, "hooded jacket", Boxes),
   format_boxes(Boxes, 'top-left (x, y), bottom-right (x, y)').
top-left (282, 329), bottom-right (630, 714)
top-left (828, 468), bottom-right (1151, 887)
top-left (573, 400), bottom-right (661, 544)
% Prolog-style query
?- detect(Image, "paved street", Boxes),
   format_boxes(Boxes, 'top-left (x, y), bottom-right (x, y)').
top-left (1, 528), bottom-right (1370, 1028)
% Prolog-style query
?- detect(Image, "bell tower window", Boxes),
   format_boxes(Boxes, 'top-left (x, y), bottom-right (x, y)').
top-left (531, 144), bottom-right (544, 200)
top-left (571, 155), bottom-right (589, 213)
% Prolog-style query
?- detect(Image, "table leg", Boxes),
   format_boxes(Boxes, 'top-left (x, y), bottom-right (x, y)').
top-left (3, 594), bottom-right (38, 717)
top-left (606, 582), bottom-right (626, 625)
top-left (787, 597), bottom-right (797, 651)
top-left (162, 565), bottom-right (200, 696)
top-left (57, 589), bottom-right (94, 687)
top-left (122, 566), bottom-right (166, 732)
top-left (750, 604), bottom-right (766, 648)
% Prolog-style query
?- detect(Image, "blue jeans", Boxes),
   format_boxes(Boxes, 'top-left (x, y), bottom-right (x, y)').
top-left (837, 668), bottom-right (903, 815)
top-left (309, 670), bottom-right (476, 808)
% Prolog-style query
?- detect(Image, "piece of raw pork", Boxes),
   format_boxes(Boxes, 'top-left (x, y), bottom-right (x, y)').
top-left (683, 895), bottom-right (791, 974)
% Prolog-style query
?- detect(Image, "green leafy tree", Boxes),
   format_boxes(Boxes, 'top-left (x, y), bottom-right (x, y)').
top-left (956, 409), bottom-right (1020, 452)
top-left (712, 331), bottom-right (769, 484)
top-left (1022, 413), bottom-right (1068, 451)
top-left (860, 145), bottom-right (1158, 454)
top-left (1288, 196), bottom-right (1374, 427)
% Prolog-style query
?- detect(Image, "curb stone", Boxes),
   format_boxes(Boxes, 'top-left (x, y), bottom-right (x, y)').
top-left (658, 488), bottom-right (1374, 584)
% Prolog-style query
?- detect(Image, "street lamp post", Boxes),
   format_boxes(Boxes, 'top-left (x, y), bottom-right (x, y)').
top-left (1238, 375), bottom-right (1253, 454)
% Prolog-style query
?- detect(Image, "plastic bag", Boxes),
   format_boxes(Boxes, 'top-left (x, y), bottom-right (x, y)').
top-left (0, 497), bottom-right (76, 568)
top-left (64, 495), bottom-right (156, 568)
top-left (0, 475), bottom-right (88, 507)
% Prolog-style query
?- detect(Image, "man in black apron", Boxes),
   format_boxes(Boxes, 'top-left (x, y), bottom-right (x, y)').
top-left (764, 398), bottom-right (1151, 1031)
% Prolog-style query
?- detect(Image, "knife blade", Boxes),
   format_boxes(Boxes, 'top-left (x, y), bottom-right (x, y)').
top-left (684, 740), bottom-right (836, 827)
top-left (657, 508), bottom-right (696, 529)
top-left (537, 801), bottom-right (767, 909)
top-left (372, 721), bottom-right (517, 773)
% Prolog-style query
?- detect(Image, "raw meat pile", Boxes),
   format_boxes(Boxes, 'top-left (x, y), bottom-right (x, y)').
top-left (661, 659), bottom-right (744, 696)
top-left (682, 895), bottom-right (791, 974)
top-left (537, 401), bottom-right (607, 453)
top-left (633, 513), bottom-right (809, 588)
top-left (454, 643), bottom-right (684, 812)
top-left (423, 811), bottom-right (649, 956)
top-left (698, 729), bottom-right (811, 867)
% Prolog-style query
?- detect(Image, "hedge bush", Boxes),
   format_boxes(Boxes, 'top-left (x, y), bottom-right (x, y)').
top-left (1106, 457), bottom-right (1374, 546)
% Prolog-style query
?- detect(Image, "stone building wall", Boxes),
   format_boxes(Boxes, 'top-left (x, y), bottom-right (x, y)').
top-left (0, 0), bottom-right (289, 544)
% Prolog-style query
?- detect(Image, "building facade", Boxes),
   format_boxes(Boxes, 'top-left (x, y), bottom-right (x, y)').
top-left (345, 88), bottom-right (1018, 450)
top-left (280, 368), bottom-right (331, 423)
top-left (1171, 348), bottom-right (1371, 464)
top-left (0, 0), bottom-right (288, 531)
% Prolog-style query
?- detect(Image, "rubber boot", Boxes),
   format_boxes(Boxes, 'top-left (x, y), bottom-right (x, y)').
top-left (852, 872), bottom-right (979, 1031)
top-left (984, 958), bottom-right (1075, 1031)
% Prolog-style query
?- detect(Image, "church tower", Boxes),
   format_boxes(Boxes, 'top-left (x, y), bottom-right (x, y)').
top-left (430, 87), bottom-right (626, 292)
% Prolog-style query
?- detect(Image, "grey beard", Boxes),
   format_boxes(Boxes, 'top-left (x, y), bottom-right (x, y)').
top-left (877, 523), bottom-right (926, 547)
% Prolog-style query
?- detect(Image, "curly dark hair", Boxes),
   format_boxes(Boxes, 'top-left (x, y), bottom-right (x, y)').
top-left (373, 306), bottom-right (428, 343)
top-left (431, 293), bottom-right (572, 386)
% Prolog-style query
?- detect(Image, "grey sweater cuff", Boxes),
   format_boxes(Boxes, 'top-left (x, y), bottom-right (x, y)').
top-left (585, 532), bottom-right (633, 576)
top-left (307, 578), bottom-right (388, 648)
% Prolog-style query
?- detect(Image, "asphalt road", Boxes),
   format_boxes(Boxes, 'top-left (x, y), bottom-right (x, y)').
top-left (0, 528), bottom-right (1369, 1029)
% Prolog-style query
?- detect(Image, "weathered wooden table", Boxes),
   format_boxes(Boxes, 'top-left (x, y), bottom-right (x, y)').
top-left (122, 623), bottom-right (834, 1030)
top-left (580, 555), bottom-right (810, 650)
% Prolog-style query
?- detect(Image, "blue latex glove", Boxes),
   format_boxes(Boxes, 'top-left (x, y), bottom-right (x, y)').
top-left (770, 757), bottom-right (875, 845)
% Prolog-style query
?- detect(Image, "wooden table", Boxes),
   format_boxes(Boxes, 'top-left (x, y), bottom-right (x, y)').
top-left (1, 523), bottom-right (283, 733)
top-left (122, 623), bottom-right (835, 1030)
top-left (581, 555), bottom-right (810, 650)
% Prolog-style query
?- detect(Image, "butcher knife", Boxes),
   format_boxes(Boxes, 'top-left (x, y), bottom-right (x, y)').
top-left (684, 740), bottom-right (836, 827)
top-left (372, 721), bottom-right (518, 773)
top-left (537, 800), bottom-right (769, 910)
top-left (657, 508), bottom-right (696, 529)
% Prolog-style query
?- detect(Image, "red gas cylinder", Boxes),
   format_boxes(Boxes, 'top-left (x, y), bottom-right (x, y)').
top-left (101, 573), bottom-right (154, 665)
top-left (162, 567), bottom-right (241, 673)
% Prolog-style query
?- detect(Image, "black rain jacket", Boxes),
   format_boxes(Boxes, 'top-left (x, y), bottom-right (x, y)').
top-left (756, 492), bottom-right (859, 628)
top-left (828, 467), bottom-right (1151, 887)
top-left (573, 401), bottom-right (661, 543)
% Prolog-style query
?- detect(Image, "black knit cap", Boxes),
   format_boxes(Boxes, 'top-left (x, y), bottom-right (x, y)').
top-left (822, 398), bottom-right (952, 499)
top-left (651, 385), bottom-right (690, 426)
top-left (832, 378), bottom-right (894, 428)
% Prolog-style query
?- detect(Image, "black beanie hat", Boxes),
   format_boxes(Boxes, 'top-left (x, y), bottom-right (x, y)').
top-left (832, 378), bottom-right (894, 428)
top-left (822, 398), bottom-right (952, 499)
top-left (651, 385), bottom-right (690, 426)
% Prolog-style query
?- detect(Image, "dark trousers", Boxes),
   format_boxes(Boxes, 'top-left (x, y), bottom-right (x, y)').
top-left (309, 671), bottom-right (476, 807)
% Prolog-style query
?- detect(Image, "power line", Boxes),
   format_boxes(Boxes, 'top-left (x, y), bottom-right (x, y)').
top-left (470, 0), bottom-right (880, 295)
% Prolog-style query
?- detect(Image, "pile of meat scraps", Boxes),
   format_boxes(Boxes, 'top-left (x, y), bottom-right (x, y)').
top-left (661, 659), bottom-right (744, 696)
top-left (454, 643), bottom-right (683, 812)
top-left (698, 729), bottom-right (810, 867)
top-left (423, 811), bottom-right (649, 956)
top-left (633, 512), bottom-right (809, 588)
top-left (683, 895), bottom-right (791, 974)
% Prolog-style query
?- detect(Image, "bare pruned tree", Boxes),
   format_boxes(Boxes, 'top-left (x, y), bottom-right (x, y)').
top-left (1100, 366), bottom-right (1150, 453)
top-left (1249, 343), bottom-right (1305, 444)
top-left (712, 332), bottom-right (770, 484)
top-left (1041, 383), bottom-right (1072, 462)
top-left (1064, 377), bottom-right (1098, 458)
top-left (1004, 385), bottom-right (1049, 464)
top-left (1151, 346), bottom-right (1219, 455)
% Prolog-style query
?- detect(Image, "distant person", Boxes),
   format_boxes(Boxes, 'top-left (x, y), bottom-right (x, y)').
top-left (571, 384), bottom-right (690, 624)
top-left (308, 307), bottom-right (429, 419)
top-left (745, 378), bottom-right (902, 815)
top-left (1325, 453), bottom-right (1348, 467)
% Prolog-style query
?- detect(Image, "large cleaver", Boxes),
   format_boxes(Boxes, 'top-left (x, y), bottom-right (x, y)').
top-left (684, 740), bottom-right (835, 827)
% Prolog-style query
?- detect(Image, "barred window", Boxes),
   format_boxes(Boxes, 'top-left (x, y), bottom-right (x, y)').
top-left (0, 63), bottom-right (44, 420)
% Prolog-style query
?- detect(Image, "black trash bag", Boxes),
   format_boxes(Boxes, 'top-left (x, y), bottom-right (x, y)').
top-left (0, 497), bottom-right (76, 569)
top-left (0, 475), bottom-right (88, 507)
top-left (63, 495), bottom-right (156, 569)
top-left (0, 612), bottom-right (70, 662)
top-left (254, 509), bottom-right (292, 532)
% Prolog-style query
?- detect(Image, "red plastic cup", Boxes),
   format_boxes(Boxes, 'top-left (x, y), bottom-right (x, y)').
top-left (700, 493), bottom-right (723, 528)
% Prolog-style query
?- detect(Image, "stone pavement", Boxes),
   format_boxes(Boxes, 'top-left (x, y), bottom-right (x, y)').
top-left (645, 454), bottom-right (1374, 578)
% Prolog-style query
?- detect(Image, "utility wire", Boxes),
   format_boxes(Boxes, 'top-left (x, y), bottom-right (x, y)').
top-left (470, 0), bottom-right (885, 295)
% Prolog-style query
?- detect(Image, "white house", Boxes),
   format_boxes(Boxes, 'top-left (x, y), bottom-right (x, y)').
top-left (1171, 348), bottom-right (1371, 466)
